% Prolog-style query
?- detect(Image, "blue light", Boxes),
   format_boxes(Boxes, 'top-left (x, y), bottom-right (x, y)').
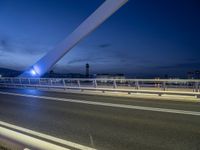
top-left (30, 69), bottom-right (37, 76)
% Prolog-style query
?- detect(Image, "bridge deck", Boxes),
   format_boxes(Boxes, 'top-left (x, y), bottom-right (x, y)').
top-left (0, 88), bottom-right (200, 150)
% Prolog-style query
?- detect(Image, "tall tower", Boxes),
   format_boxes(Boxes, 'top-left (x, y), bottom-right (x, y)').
top-left (86, 63), bottom-right (89, 78)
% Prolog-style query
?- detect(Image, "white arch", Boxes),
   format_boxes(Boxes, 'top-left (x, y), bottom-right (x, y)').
top-left (21, 0), bottom-right (128, 77)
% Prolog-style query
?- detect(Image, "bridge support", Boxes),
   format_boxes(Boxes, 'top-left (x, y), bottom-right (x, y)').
top-left (20, 0), bottom-right (128, 77)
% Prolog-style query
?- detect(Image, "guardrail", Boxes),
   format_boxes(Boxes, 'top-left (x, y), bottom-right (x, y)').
top-left (0, 120), bottom-right (95, 150)
top-left (0, 126), bottom-right (69, 150)
top-left (0, 77), bottom-right (200, 98)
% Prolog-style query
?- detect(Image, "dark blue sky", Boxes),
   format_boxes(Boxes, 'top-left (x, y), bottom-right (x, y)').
top-left (0, 0), bottom-right (199, 77)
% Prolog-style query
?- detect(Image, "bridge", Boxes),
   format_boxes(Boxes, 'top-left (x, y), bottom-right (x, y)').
top-left (0, 0), bottom-right (199, 149)
top-left (0, 77), bottom-right (200, 150)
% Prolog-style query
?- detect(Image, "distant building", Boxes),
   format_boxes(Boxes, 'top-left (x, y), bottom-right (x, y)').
top-left (195, 70), bottom-right (200, 79)
top-left (187, 71), bottom-right (200, 79)
top-left (49, 70), bottom-right (55, 78)
top-left (85, 63), bottom-right (89, 78)
top-left (187, 72), bottom-right (194, 79)
top-left (0, 68), bottom-right (21, 77)
top-left (95, 73), bottom-right (125, 79)
top-left (44, 72), bottom-right (85, 78)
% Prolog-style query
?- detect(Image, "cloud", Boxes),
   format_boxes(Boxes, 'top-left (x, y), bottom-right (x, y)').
top-left (0, 36), bottom-right (50, 70)
top-left (67, 57), bottom-right (112, 65)
top-left (0, 36), bottom-right (50, 55)
top-left (0, 50), bottom-right (41, 70)
top-left (67, 58), bottom-right (91, 64)
top-left (98, 43), bottom-right (111, 48)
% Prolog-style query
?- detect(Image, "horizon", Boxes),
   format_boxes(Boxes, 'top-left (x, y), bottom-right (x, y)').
top-left (0, 66), bottom-right (198, 78)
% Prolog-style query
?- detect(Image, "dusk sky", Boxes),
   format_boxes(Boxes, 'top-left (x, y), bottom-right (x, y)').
top-left (0, 0), bottom-right (200, 77)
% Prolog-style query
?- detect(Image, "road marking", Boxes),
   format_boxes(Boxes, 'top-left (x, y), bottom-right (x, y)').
top-left (0, 120), bottom-right (96, 150)
top-left (89, 134), bottom-right (95, 148)
top-left (0, 91), bottom-right (200, 116)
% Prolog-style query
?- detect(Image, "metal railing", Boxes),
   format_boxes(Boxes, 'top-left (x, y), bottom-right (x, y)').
top-left (0, 126), bottom-right (69, 150)
top-left (0, 77), bottom-right (200, 98)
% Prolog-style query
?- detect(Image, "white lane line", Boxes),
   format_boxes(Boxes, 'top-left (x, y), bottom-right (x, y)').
top-left (0, 91), bottom-right (200, 116)
top-left (0, 120), bottom-right (96, 150)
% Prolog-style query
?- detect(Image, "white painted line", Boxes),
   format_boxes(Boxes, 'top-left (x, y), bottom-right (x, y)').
top-left (0, 91), bottom-right (200, 116)
top-left (0, 126), bottom-right (70, 150)
top-left (0, 120), bottom-right (96, 150)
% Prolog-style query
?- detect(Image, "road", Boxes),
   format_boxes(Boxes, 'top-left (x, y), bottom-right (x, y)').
top-left (0, 88), bottom-right (200, 150)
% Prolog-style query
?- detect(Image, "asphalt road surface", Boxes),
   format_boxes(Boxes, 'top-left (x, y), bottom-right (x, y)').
top-left (0, 88), bottom-right (200, 150)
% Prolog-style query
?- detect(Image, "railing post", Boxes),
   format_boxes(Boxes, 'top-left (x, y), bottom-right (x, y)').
top-left (77, 80), bottom-right (81, 87)
top-left (62, 79), bottom-right (66, 86)
top-left (135, 81), bottom-right (139, 90)
top-left (27, 78), bottom-right (30, 88)
top-left (163, 82), bottom-right (166, 91)
top-left (113, 80), bottom-right (117, 89)
top-left (19, 78), bottom-right (22, 87)
top-left (28, 78), bottom-right (30, 85)
top-left (62, 79), bottom-right (65, 90)
top-left (195, 82), bottom-right (199, 92)
top-left (93, 80), bottom-right (97, 88)
top-left (49, 79), bottom-right (52, 86)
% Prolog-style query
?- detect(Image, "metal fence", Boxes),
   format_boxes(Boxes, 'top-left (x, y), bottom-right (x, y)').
top-left (0, 77), bottom-right (200, 98)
